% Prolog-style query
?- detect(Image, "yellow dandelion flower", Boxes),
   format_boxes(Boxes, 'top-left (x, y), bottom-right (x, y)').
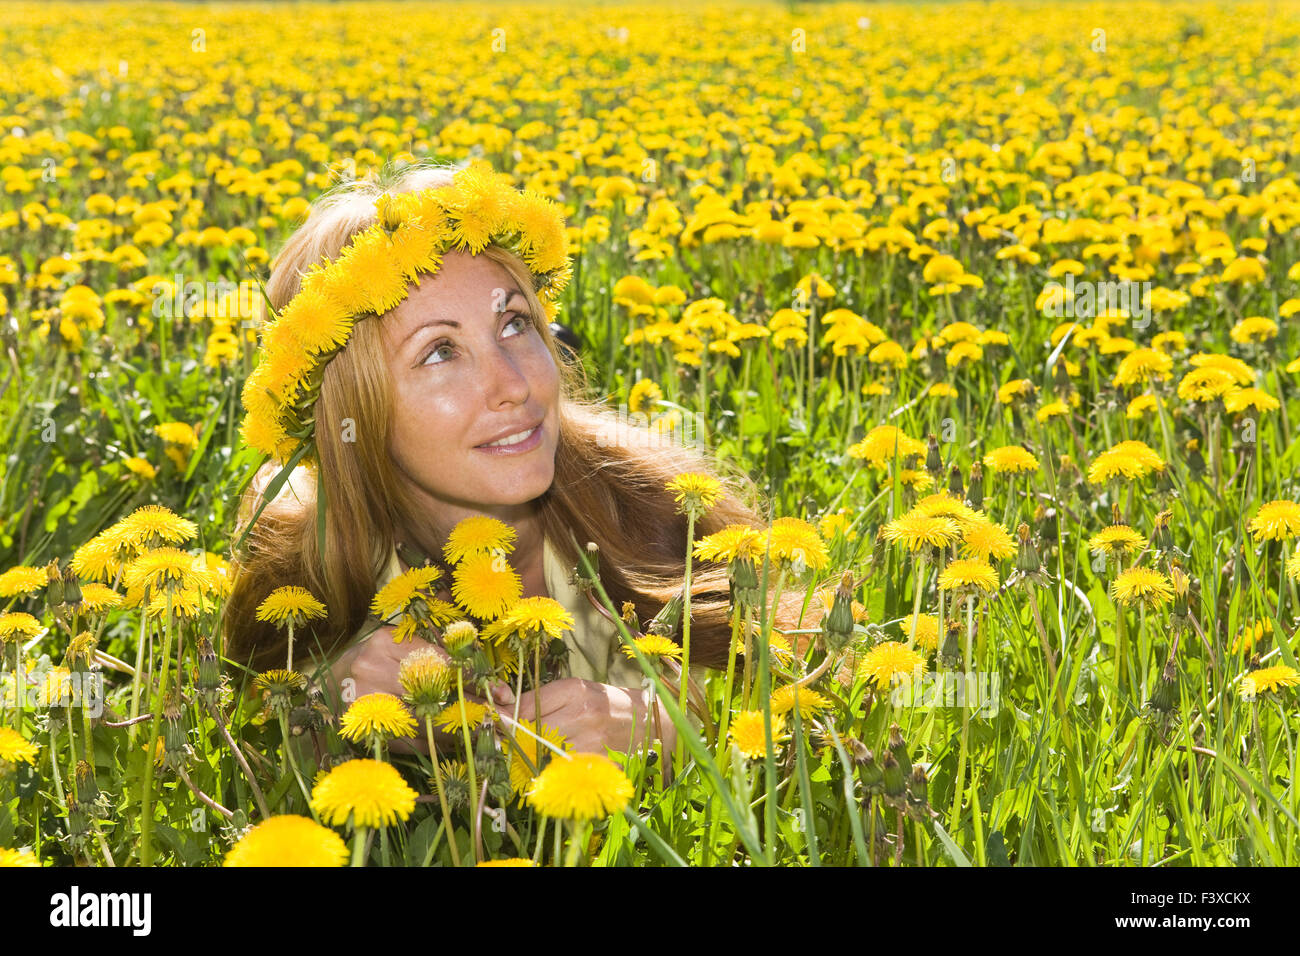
top-left (882, 513), bottom-right (962, 552)
top-left (476, 858), bottom-right (538, 867)
top-left (1088, 525), bottom-right (1147, 555)
top-left (432, 700), bottom-right (494, 734)
top-left (858, 641), bottom-right (926, 690)
top-left (910, 492), bottom-right (983, 532)
top-left (729, 710), bottom-right (787, 759)
top-left (769, 684), bottom-right (831, 717)
top-left (224, 815), bottom-right (349, 867)
top-left (938, 559), bottom-right (1000, 594)
top-left (902, 613), bottom-right (940, 650)
top-left (256, 585), bottom-right (328, 630)
top-left (764, 517), bottom-right (830, 573)
top-left (0, 566), bottom-right (48, 599)
top-left (1178, 367), bottom-right (1238, 403)
top-left (442, 516), bottom-right (517, 565)
top-left (121, 548), bottom-right (207, 597)
top-left (70, 533), bottom-right (127, 583)
top-left (1223, 387), bottom-right (1279, 414)
top-left (0, 612), bottom-right (42, 644)
top-left (666, 472), bottom-right (724, 518)
top-left (114, 504), bottom-right (198, 549)
top-left (371, 566), bottom-right (443, 619)
top-left (1230, 621), bottom-right (1266, 655)
top-left (505, 718), bottom-right (570, 795)
top-left (490, 597), bottom-right (575, 646)
top-left (621, 633), bottom-right (683, 661)
top-left (310, 759), bottom-right (418, 830)
top-left (1110, 567), bottom-right (1173, 608)
top-left (0, 727), bottom-right (40, 766)
top-left (525, 752), bottom-right (635, 821)
top-left (451, 551), bottom-right (521, 620)
top-left (1249, 501), bottom-right (1300, 541)
top-left (983, 445), bottom-right (1039, 475)
top-left (1087, 440), bottom-right (1165, 484)
top-left (339, 693), bottom-right (417, 744)
top-left (1240, 665), bottom-right (1300, 700)
top-left (1036, 400), bottom-right (1070, 422)
top-left (847, 424), bottom-right (926, 468)
top-left (962, 519), bottom-right (1016, 561)
top-left (1189, 352), bottom-right (1255, 385)
top-left (694, 524), bottom-right (765, 564)
top-left (628, 379), bottom-right (664, 415)
top-left (76, 583), bottom-right (124, 614)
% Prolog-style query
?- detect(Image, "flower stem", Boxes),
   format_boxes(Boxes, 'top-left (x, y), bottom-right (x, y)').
top-left (676, 511), bottom-right (697, 772)
top-left (138, 592), bottom-right (175, 867)
top-left (425, 716), bottom-right (461, 866)
top-left (455, 668), bottom-right (481, 864)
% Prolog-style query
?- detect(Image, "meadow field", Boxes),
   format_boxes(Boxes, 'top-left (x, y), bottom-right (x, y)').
top-left (1, 0), bottom-right (1299, 868)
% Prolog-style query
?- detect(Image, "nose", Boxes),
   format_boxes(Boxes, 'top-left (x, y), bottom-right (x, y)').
top-left (483, 341), bottom-right (530, 408)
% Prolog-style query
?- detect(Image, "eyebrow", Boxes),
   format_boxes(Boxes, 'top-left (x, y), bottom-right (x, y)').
top-left (402, 289), bottom-right (527, 348)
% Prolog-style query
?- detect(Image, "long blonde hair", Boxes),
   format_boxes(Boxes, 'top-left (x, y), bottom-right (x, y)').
top-left (222, 160), bottom-right (824, 677)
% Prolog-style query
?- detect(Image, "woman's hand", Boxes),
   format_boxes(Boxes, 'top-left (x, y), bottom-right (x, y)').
top-left (489, 678), bottom-right (674, 758)
top-left (326, 625), bottom-right (457, 755)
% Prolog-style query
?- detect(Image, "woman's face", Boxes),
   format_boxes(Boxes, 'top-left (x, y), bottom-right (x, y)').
top-left (381, 250), bottom-right (561, 536)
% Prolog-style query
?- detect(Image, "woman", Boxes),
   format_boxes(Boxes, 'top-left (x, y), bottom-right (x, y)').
top-left (221, 160), bottom-right (819, 760)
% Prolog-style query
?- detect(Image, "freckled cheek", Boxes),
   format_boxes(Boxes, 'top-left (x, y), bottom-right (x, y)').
top-left (393, 380), bottom-right (476, 448)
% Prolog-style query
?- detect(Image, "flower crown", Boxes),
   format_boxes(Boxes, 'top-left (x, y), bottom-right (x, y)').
top-left (239, 165), bottom-right (573, 466)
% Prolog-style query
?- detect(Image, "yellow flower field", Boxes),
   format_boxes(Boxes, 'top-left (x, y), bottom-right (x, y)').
top-left (0, 1), bottom-right (1299, 871)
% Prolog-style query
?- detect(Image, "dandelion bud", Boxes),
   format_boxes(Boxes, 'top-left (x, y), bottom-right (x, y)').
top-left (399, 645), bottom-right (452, 717)
top-left (1169, 565), bottom-right (1191, 619)
top-left (75, 760), bottom-right (98, 803)
top-left (67, 794), bottom-right (89, 840)
top-left (939, 619), bottom-right (962, 669)
top-left (882, 751), bottom-right (906, 807)
top-left (870, 526), bottom-right (889, 571)
top-left (375, 192), bottom-right (404, 234)
top-left (1152, 510), bottom-right (1173, 553)
top-left (289, 704), bottom-right (324, 736)
top-left (926, 434), bottom-right (942, 480)
top-left (888, 723), bottom-right (912, 778)
top-left (1036, 505), bottom-right (1057, 544)
top-left (65, 631), bottom-right (97, 671)
top-left (822, 572), bottom-right (857, 653)
top-left (1016, 523), bottom-right (1042, 574)
top-left (61, 574), bottom-right (83, 611)
top-left (1149, 657), bottom-right (1179, 714)
top-left (947, 465), bottom-right (964, 500)
top-left (196, 636), bottom-right (220, 696)
top-left (966, 461), bottom-right (984, 510)
top-left (647, 592), bottom-right (684, 639)
top-left (573, 541), bottom-right (601, 588)
top-left (162, 691), bottom-right (187, 765)
top-left (729, 556), bottom-right (760, 610)
top-left (620, 601), bottom-right (640, 632)
top-left (906, 764), bottom-right (930, 815)
top-left (1185, 439), bottom-right (1205, 477)
top-left (45, 560), bottom-right (64, 608)
top-left (442, 620), bottom-right (479, 655)
top-left (857, 749), bottom-right (884, 795)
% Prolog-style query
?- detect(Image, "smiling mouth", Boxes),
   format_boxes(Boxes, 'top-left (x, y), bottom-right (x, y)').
top-left (476, 424), bottom-right (541, 449)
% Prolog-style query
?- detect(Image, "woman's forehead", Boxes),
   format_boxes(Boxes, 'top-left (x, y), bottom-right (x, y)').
top-left (388, 254), bottom-right (526, 329)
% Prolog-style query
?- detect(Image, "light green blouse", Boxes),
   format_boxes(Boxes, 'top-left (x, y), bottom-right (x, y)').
top-left (354, 535), bottom-right (648, 688)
